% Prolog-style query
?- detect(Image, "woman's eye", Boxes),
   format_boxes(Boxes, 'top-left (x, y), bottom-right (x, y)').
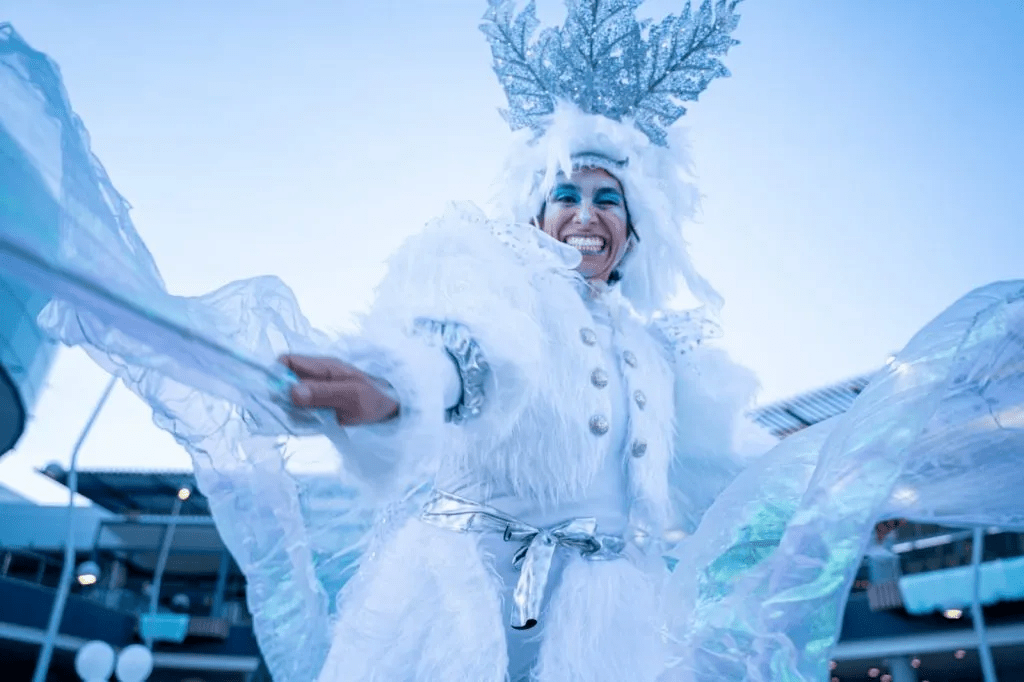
top-left (553, 192), bottom-right (579, 203)
top-left (596, 194), bottom-right (622, 206)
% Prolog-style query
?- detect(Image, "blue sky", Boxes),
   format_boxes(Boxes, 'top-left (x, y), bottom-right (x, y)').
top-left (2, 1), bottom-right (1023, 501)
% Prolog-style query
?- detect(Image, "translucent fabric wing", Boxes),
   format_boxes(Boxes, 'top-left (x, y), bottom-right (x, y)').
top-left (0, 24), bottom-right (366, 681)
top-left (663, 281), bottom-right (1024, 681)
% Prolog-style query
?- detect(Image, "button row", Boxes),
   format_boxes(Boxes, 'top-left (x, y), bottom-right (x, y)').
top-left (580, 328), bottom-right (644, 456)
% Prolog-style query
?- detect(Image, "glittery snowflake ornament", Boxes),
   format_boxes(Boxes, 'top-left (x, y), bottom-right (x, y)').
top-left (481, 0), bottom-right (741, 146)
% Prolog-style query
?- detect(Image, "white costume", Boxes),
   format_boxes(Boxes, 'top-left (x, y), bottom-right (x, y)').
top-left (2, 4), bottom-right (1024, 681)
top-left (307, 204), bottom-right (755, 681)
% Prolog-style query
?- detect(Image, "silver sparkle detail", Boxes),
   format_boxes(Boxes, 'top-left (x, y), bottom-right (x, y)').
top-left (650, 306), bottom-right (723, 355)
top-left (580, 327), bottom-right (598, 345)
top-left (634, 389), bottom-right (647, 409)
top-left (413, 318), bottom-right (490, 424)
top-left (480, 0), bottom-right (742, 146)
top-left (591, 368), bottom-right (609, 388)
top-left (623, 350), bottom-right (638, 368)
top-left (590, 414), bottom-right (610, 435)
top-left (631, 438), bottom-right (648, 457)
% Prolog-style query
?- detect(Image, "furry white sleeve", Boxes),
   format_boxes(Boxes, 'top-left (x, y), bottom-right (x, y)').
top-left (322, 204), bottom-right (548, 490)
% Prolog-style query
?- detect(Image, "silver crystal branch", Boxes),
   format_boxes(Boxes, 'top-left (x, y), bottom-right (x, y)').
top-left (480, 0), bottom-right (742, 146)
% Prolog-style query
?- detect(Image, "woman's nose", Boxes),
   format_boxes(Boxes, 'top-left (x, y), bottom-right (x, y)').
top-left (575, 201), bottom-right (592, 225)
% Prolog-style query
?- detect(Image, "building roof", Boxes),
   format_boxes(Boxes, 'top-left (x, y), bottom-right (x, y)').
top-left (41, 467), bottom-right (208, 516)
top-left (749, 372), bottom-right (875, 439)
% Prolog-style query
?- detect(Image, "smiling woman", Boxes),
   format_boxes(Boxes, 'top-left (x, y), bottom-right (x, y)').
top-left (3, 2), bottom-right (1024, 682)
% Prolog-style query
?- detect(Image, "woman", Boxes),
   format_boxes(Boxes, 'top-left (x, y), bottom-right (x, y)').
top-left (278, 160), bottom-right (753, 681)
top-left (2, 3), bottom-right (1023, 681)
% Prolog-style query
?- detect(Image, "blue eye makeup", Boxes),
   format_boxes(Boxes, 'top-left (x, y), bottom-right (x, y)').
top-left (594, 189), bottom-right (623, 206)
top-left (551, 185), bottom-right (581, 203)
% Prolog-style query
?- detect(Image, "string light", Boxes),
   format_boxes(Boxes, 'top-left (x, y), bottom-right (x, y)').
top-left (75, 560), bottom-right (100, 586)
top-left (177, 487), bottom-right (191, 501)
top-left (943, 608), bottom-right (963, 619)
top-left (868, 668), bottom-right (880, 678)
top-left (954, 649), bottom-right (966, 659)
top-left (911, 658), bottom-right (921, 668)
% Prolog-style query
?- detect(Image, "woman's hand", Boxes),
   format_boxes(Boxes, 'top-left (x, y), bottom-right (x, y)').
top-left (279, 355), bottom-right (400, 426)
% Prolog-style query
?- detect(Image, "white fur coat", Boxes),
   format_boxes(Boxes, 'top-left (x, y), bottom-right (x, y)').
top-left (311, 203), bottom-right (759, 681)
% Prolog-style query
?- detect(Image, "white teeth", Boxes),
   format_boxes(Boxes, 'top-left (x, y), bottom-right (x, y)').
top-left (565, 236), bottom-right (606, 253)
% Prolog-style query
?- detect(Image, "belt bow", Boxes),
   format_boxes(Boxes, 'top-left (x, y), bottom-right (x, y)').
top-left (420, 490), bottom-right (625, 630)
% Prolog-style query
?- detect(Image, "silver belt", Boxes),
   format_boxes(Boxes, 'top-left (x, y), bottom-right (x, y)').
top-left (419, 489), bottom-right (627, 630)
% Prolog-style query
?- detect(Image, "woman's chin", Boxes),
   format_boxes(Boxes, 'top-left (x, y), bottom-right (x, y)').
top-left (580, 251), bottom-right (612, 271)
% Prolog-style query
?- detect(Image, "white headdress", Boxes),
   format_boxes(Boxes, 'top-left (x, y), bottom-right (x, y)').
top-left (482, 0), bottom-right (742, 316)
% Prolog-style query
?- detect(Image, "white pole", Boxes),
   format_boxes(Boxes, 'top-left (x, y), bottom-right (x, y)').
top-left (32, 376), bottom-right (117, 682)
top-left (144, 494), bottom-right (182, 648)
top-left (971, 527), bottom-right (998, 682)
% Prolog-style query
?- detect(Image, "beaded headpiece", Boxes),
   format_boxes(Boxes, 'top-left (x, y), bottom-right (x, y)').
top-left (481, 0), bottom-right (741, 147)
top-left (482, 0), bottom-right (742, 317)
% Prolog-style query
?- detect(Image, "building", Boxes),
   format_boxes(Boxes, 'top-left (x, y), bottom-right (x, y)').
top-left (0, 472), bottom-right (267, 681)
top-left (0, 373), bottom-right (1020, 681)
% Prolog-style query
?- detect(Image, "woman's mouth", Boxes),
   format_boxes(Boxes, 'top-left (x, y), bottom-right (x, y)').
top-left (564, 235), bottom-right (606, 254)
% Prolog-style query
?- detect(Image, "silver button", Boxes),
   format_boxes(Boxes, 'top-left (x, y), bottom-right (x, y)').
top-left (631, 439), bottom-right (648, 458)
top-left (591, 368), bottom-right (609, 388)
top-left (580, 328), bottom-right (597, 346)
top-left (623, 350), bottom-right (638, 368)
top-left (633, 390), bottom-right (647, 410)
top-left (590, 415), bottom-right (610, 436)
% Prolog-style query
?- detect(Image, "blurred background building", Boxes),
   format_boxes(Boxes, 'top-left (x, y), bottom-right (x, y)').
top-left (0, 372), bottom-right (1021, 681)
top-left (0, 471), bottom-right (266, 681)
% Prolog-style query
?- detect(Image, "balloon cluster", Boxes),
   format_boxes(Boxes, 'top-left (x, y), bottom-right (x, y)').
top-left (74, 641), bottom-right (154, 682)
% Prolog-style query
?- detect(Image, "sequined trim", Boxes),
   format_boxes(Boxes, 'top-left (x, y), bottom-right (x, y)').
top-left (413, 318), bottom-right (490, 424)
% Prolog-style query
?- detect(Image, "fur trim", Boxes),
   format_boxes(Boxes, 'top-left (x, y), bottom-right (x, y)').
top-left (534, 556), bottom-right (664, 682)
top-left (318, 519), bottom-right (507, 682)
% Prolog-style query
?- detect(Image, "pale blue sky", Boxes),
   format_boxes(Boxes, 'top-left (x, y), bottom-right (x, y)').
top-left (3, 1), bottom-right (1023, 502)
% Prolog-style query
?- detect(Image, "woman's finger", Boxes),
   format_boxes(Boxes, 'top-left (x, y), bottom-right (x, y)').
top-left (290, 378), bottom-right (357, 409)
top-left (290, 379), bottom-right (399, 426)
top-left (279, 355), bottom-right (359, 380)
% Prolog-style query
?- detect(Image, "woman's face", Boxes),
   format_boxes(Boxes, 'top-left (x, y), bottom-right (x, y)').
top-left (538, 167), bottom-right (631, 282)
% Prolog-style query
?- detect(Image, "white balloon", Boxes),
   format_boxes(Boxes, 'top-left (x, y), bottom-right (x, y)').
top-left (115, 644), bottom-right (154, 682)
top-left (74, 640), bottom-right (115, 681)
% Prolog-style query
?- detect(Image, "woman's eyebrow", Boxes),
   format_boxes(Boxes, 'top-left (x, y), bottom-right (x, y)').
top-left (550, 183), bottom-right (581, 196)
